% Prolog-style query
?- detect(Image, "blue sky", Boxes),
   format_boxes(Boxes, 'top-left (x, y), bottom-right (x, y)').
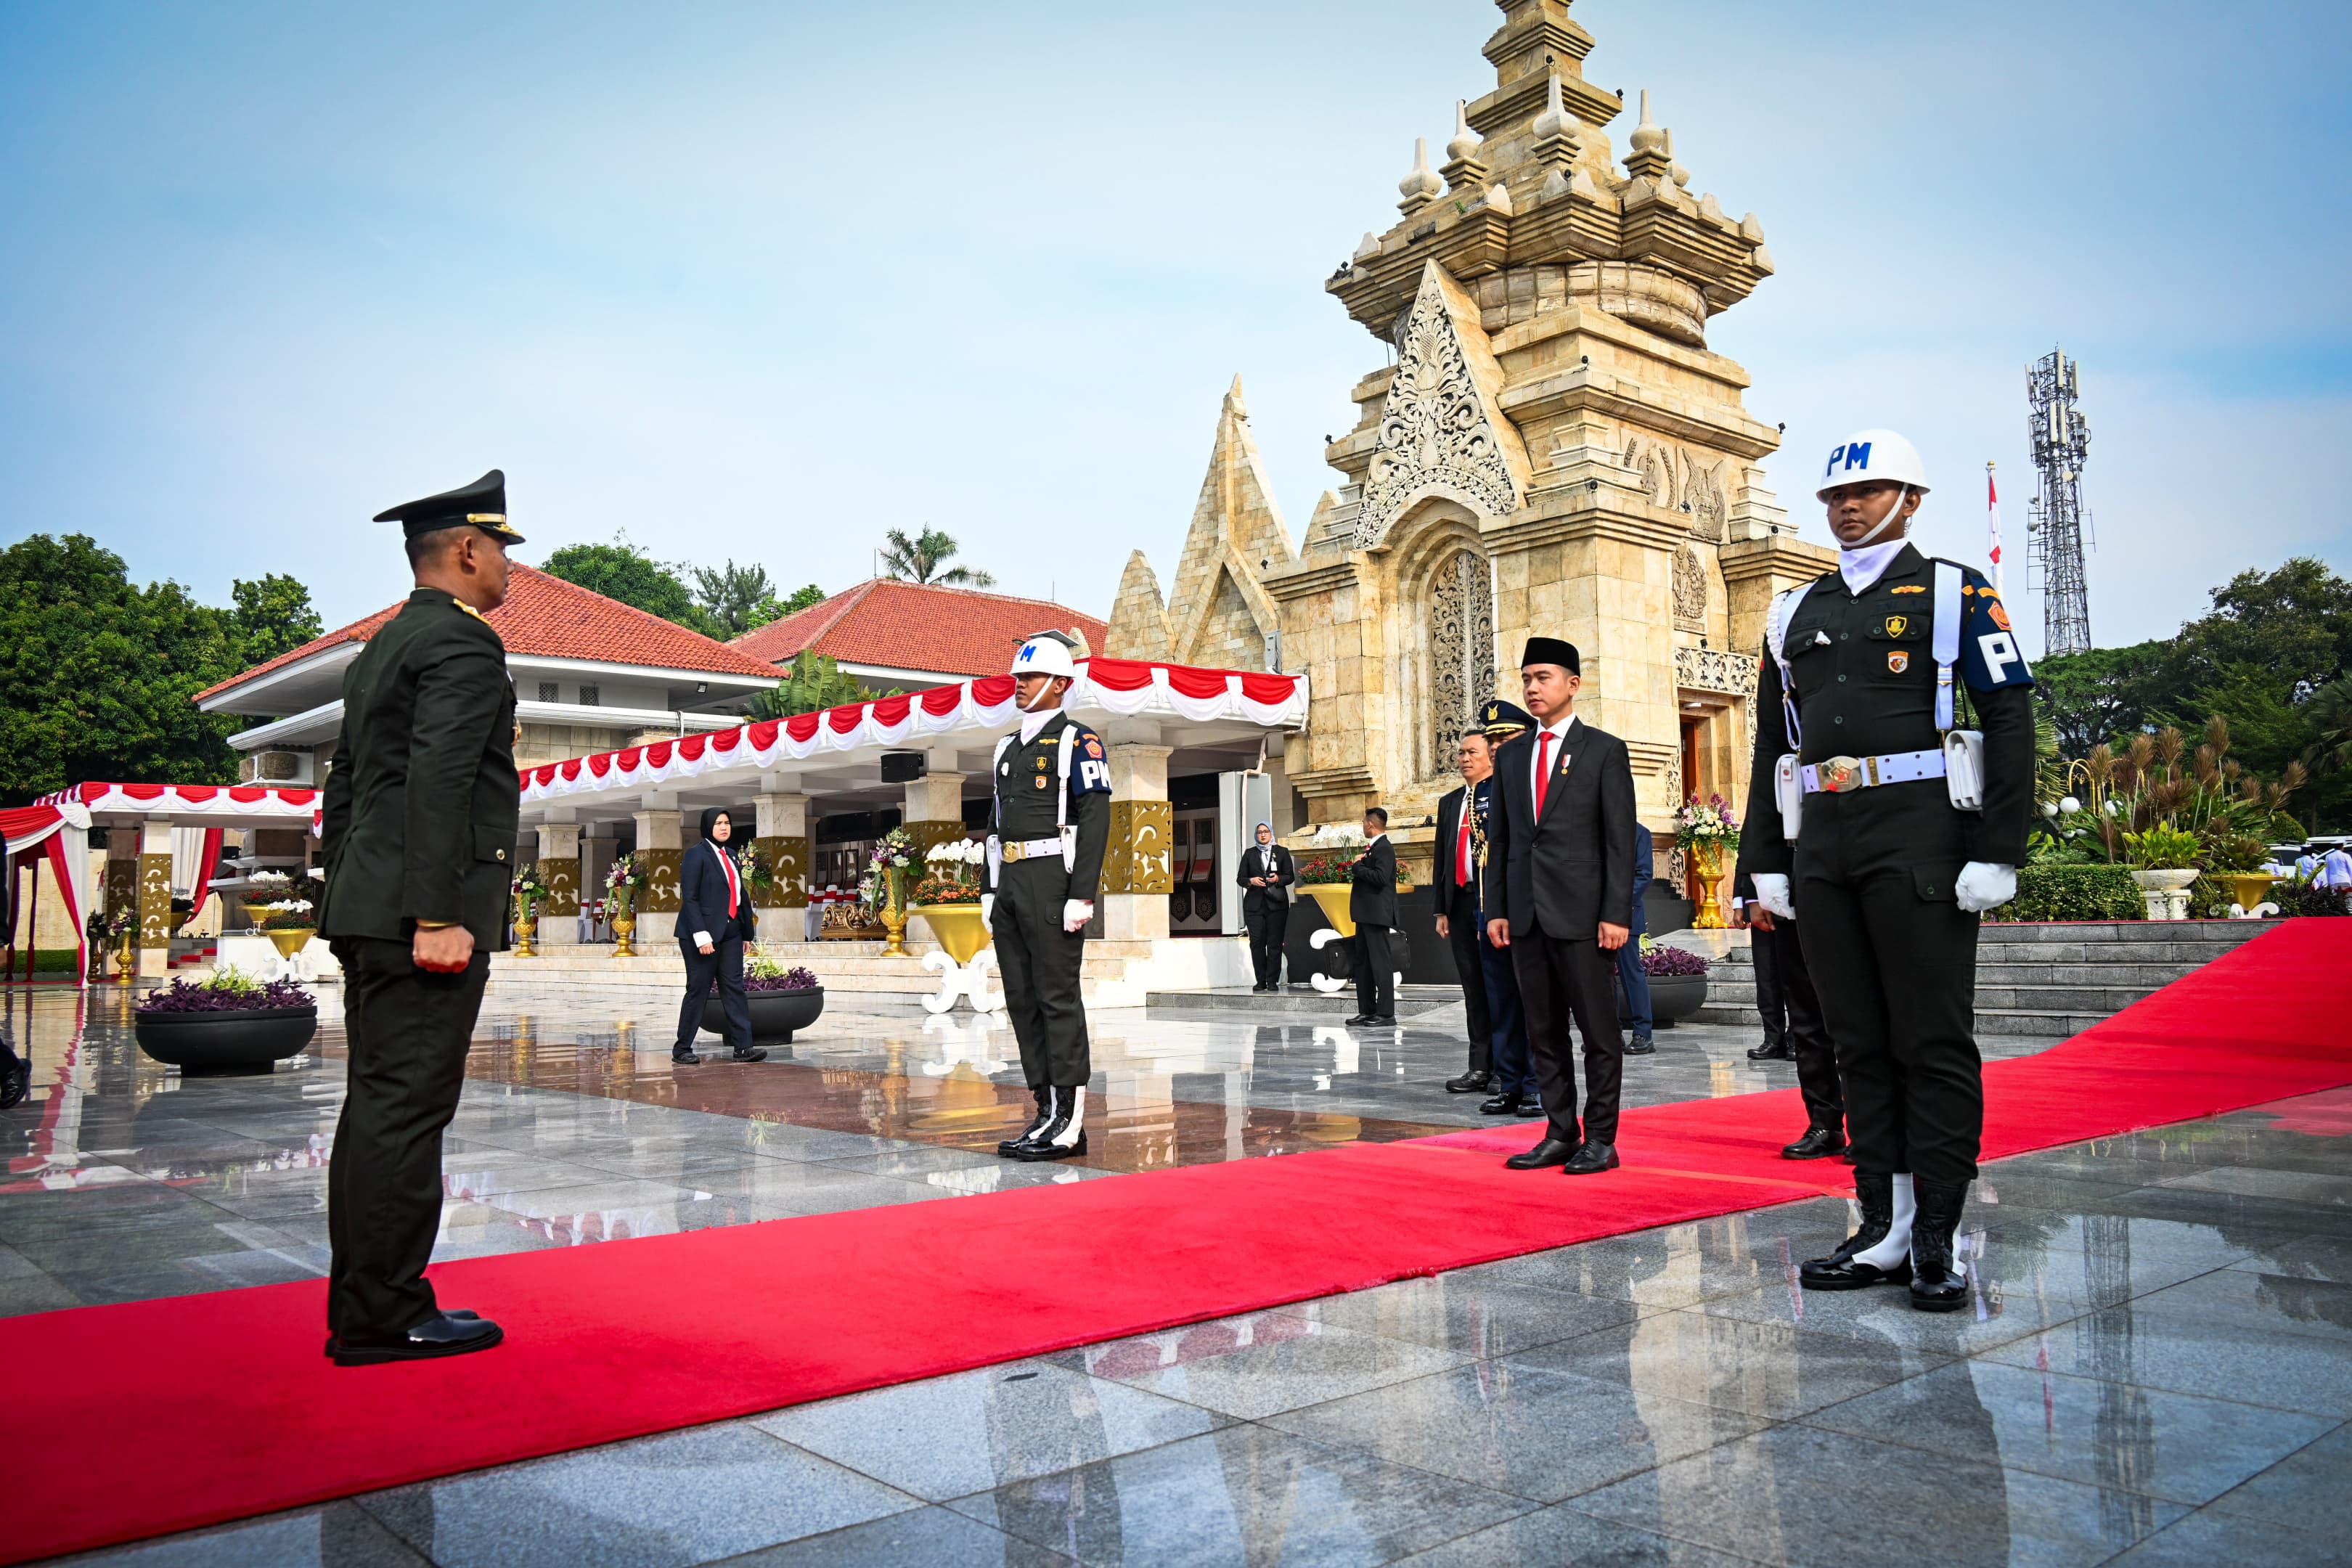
top-left (3, 0), bottom-right (2346, 658)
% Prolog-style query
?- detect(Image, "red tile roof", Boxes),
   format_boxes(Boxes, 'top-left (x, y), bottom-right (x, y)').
top-left (731, 579), bottom-right (1110, 680)
top-left (195, 564), bottom-right (778, 702)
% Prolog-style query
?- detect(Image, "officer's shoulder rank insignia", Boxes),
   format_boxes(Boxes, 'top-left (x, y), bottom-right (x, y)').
top-left (1988, 599), bottom-right (2012, 631)
top-left (452, 597), bottom-right (489, 623)
top-left (1888, 651), bottom-right (1910, 674)
top-left (1890, 584), bottom-right (1925, 595)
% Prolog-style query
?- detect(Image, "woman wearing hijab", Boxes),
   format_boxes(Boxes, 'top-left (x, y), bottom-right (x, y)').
top-left (673, 807), bottom-right (766, 1066)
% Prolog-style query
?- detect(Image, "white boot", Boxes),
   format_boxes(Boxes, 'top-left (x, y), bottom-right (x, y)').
top-left (1850, 1172), bottom-right (1915, 1269)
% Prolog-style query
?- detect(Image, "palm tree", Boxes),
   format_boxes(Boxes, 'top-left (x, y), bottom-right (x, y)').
top-left (878, 527), bottom-right (995, 588)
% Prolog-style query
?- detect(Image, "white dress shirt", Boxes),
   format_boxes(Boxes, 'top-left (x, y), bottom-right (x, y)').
top-left (1530, 714), bottom-right (1580, 805)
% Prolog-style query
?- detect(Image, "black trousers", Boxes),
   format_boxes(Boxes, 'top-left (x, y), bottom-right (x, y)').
top-left (992, 861), bottom-right (1091, 1089)
top-left (1355, 924), bottom-right (1395, 1018)
top-left (1509, 928), bottom-right (1624, 1146)
top-left (328, 936), bottom-right (490, 1339)
top-left (1442, 886), bottom-right (1492, 1074)
top-left (1245, 899), bottom-right (1286, 988)
top-left (1752, 921), bottom-right (1843, 1132)
top-left (677, 936), bottom-right (751, 1052)
top-left (1795, 868), bottom-right (1981, 1183)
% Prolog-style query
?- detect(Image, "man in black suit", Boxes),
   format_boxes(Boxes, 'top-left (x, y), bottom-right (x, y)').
top-left (673, 807), bottom-right (767, 1066)
top-left (317, 469), bottom-right (520, 1365)
top-left (1484, 637), bottom-right (1638, 1176)
top-left (1347, 807), bottom-right (1397, 1026)
top-left (1236, 821), bottom-right (1294, 993)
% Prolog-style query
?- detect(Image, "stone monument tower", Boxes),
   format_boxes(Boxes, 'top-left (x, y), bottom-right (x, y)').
top-left (1108, 0), bottom-right (1832, 883)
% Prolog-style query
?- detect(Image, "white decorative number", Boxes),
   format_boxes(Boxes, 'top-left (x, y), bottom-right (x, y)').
top-left (1978, 632), bottom-right (2022, 683)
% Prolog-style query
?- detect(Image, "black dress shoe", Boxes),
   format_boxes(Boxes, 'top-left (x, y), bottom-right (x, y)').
top-left (1622, 1035), bottom-right (1655, 1056)
top-left (1371, 1015), bottom-right (1398, 1026)
top-left (671, 1048), bottom-right (701, 1065)
top-left (1747, 1039), bottom-right (1794, 1061)
top-left (999, 1087), bottom-right (1055, 1156)
top-left (730, 1045), bottom-right (768, 1063)
top-left (332, 1310), bottom-right (504, 1367)
top-left (1506, 1137), bottom-right (1576, 1170)
top-left (1446, 1070), bottom-right (1493, 1094)
top-left (326, 1308), bottom-right (478, 1358)
top-left (1781, 1126), bottom-right (1847, 1161)
top-left (1477, 1092), bottom-right (1520, 1115)
top-left (1509, 1093), bottom-right (1544, 1117)
top-left (1562, 1141), bottom-right (1620, 1175)
top-left (0, 1058), bottom-right (28, 1111)
top-left (1344, 1014), bottom-right (1375, 1026)
top-left (1012, 1130), bottom-right (1087, 1162)
top-left (1799, 1169), bottom-right (1910, 1291)
top-left (1908, 1177), bottom-right (1971, 1312)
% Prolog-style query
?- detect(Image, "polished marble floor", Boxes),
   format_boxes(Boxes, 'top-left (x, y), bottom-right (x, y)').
top-left (7, 981), bottom-right (2346, 1565)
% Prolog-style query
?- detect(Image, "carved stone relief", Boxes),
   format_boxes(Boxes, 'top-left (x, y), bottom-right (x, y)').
top-left (1673, 646), bottom-right (1760, 703)
top-left (1356, 276), bottom-right (1519, 547)
top-left (1624, 435), bottom-right (1727, 540)
top-left (1427, 550), bottom-right (1495, 775)
top-left (1671, 544), bottom-right (1707, 629)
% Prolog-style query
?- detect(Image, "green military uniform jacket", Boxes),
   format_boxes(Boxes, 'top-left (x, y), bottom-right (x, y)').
top-left (317, 589), bottom-right (520, 950)
top-left (1739, 543), bottom-right (2035, 888)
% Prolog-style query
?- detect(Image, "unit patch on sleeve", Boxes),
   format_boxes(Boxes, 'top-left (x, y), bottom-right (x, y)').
top-left (1888, 651), bottom-right (1909, 674)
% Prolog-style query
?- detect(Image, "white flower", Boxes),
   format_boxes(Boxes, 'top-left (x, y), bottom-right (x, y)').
top-left (964, 841), bottom-right (987, 865)
top-left (2059, 796), bottom-right (2081, 815)
top-left (2103, 799), bottom-right (2123, 818)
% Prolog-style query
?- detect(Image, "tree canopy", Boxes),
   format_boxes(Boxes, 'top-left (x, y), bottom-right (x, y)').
top-left (540, 537), bottom-right (716, 636)
top-left (0, 535), bottom-right (324, 804)
top-left (879, 526), bottom-right (994, 588)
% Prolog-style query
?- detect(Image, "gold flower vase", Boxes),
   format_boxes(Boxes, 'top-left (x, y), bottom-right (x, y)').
top-left (1689, 842), bottom-right (1727, 930)
top-left (879, 873), bottom-right (910, 957)
top-left (611, 910), bottom-right (637, 958)
top-left (513, 914), bottom-right (537, 957)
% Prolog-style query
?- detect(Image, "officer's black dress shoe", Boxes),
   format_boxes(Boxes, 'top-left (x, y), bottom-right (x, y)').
top-left (1747, 1038), bottom-right (1793, 1061)
top-left (1477, 1091), bottom-right (1519, 1115)
top-left (332, 1310), bottom-right (504, 1367)
top-left (671, 1048), bottom-right (701, 1066)
top-left (1908, 1177), bottom-right (1971, 1312)
top-left (1623, 1035), bottom-right (1655, 1056)
top-left (1505, 1137), bottom-right (1576, 1170)
top-left (1344, 1014), bottom-right (1375, 1026)
top-left (730, 1045), bottom-right (768, 1063)
top-left (1562, 1141), bottom-right (1620, 1175)
top-left (1446, 1070), bottom-right (1493, 1094)
top-left (326, 1308), bottom-right (480, 1357)
top-left (1371, 1015), bottom-right (1397, 1026)
top-left (1781, 1126), bottom-right (1847, 1161)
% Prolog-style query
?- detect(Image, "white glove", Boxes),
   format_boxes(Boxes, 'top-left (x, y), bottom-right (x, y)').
top-left (1954, 862), bottom-right (2016, 912)
top-left (1752, 873), bottom-right (1796, 920)
top-left (1063, 899), bottom-right (1094, 933)
top-left (980, 894), bottom-right (995, 927)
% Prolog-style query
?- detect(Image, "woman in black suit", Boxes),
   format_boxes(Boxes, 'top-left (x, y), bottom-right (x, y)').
top-left (673, 807), bottom-right (765, 1066)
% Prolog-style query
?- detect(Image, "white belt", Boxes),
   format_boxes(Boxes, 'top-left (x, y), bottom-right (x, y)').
top-left (1802, 749), bottom-right (1947, 795)
top-left (998, 836), bottom-right (1066, 862)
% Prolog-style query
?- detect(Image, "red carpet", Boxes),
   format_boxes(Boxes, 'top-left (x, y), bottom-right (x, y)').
top-left (12, 920), bottom-right (2351, 1564)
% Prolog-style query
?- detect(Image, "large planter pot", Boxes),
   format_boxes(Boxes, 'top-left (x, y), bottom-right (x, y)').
top-left (134, 1005), bottom-right (318, 1077)
top-left (1636, 972), bottom-right (1709, 1028)
top-left (1302, 883), bottom-right (1356, 939)
top-left (912, 905), bottom-right (990, 964)
top-left (2224, 872), bottom-right (2276, 918)
top-left (2130, 867), bottom-right (2201, 922)
top-left (702, 984), bottom-right (825, 1043)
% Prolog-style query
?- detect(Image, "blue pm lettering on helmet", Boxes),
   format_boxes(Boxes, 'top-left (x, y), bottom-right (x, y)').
top-left (1016, 644), bottom-right (1036, 663)
top-left (1825, 441), bottom-right (1874, 478)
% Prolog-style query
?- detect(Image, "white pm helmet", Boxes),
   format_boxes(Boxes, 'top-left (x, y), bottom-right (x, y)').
top-left (1816, 429), bottom-right (1931, 499)
top-left (1008, 632), bottom-right (1079, 680)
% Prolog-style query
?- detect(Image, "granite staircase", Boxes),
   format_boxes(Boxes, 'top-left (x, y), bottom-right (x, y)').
top-left (1689, 920), bottom-right (2271, 1039)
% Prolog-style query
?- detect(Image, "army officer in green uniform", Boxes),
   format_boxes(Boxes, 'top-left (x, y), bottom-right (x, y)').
top-left (984, 632), bottom-right (1112, 1161)
top-left (316, 470), bottom-right (520, 1365)
top-left (1737, 430), bottom-right (2034, 1312)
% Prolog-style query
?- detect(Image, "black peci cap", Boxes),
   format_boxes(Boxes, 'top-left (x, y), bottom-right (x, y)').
top-left (1519, 636), bottom-right (1579, 674)
top-left (372, 469), bottom-right (524, 544)
top-left (1480, 698), bottom-right (1535, 738)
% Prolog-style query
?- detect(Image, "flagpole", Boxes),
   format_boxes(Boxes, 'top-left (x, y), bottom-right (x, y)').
top-left (1985, 460), bottom-right (2004, 597)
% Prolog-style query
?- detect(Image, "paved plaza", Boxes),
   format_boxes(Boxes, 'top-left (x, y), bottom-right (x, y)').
top-left (4, 983), bottom-right (2347, 1567)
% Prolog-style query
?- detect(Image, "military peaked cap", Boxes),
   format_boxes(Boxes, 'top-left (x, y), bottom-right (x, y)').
top-left (372, 469), bottom-right (524, 544)
top-left (1480, 698), bottom-right (1535, 738)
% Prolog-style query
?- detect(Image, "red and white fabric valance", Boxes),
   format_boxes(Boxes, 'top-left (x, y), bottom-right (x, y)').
top-left (38, 783), bottom-right (322, 818)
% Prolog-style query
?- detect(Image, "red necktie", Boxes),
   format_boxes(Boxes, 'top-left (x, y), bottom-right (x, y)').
top-left (1455, 801), bottom-right (1472, 886)
top-left (1535, 730), bottom-right (1554, 817)
top-left (720, 846), bottom-right (740, 918)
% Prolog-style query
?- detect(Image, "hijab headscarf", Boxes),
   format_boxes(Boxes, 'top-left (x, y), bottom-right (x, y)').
top-left (698, 807), bottom-right (734, 844)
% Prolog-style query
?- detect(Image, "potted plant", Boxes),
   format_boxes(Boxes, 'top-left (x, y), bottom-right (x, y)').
top-left (86, 908), bottom-right (136, 980)
top-left (702, 948), bottom-right (825, 1042)
top-left (257, 897), bottom-right (317, 976)
top-left (2123, 824), bottom-right (2203, 920)
top-left (605, 854), bottom-right (642, 957)
top-left (510, 865), bottom-right (547, 957)
top-left (242, 869), bottom-right (294, 928)
top-left (1673, 794), bottom-right (1740, 931)
top-left (867, 827), bottom-right (918, 956)
top-left (134, 966), bottom-right (317, 1076)
top-left (1292, 822), bottom-right (1410, 938)
top-left (1633, 939), bottom-right (1710, 1026)
top-left (912, 838), bottom-right (990, 963)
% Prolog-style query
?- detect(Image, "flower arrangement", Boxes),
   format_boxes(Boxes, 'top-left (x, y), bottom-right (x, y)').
top-left (1638, 938), bottom-right (1710, 978)
top-left (1674, 794), bottom-right (1740, 851)
top-left (859, 827), bottom-right (918, 910)
top-left (245, 870), bottom-right (295, 899)
top-left (1293, 851), bottom-right (1410, 889)
top-left (510, 865), bottom-right (548, 922)
top-left (258, 899), bottom-right (316, 931)
top-left (915, 838), bottom-right (987, 905)
top-left (136, 966), bottom-right (314, 1013)
top-left (737, 844), bottom-right (776, 894)
top-left (736, 946), bottom-right (821, 992)
top-left (86, 908), bottom-right (136, 944)
top-left (604, 854), bottom-right (643, 915)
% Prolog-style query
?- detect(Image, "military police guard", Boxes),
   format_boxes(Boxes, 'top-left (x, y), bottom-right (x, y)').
top-left (1737, 430), bottom-right (2035, 1311)
top-left (984, 632), bottom-right (1112, 1161)
top-left (316, 470), bottom-right (521, 1365)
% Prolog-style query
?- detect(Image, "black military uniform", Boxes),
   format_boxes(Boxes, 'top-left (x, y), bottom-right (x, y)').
top-left (1739, 539), bottom-right (2033, 1307)
top-left (985, 700), bottom-right (1111, 1160)
top-left (317, 470), bottom-right (520, 1364)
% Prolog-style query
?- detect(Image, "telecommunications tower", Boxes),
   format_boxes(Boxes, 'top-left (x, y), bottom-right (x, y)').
top-left (2025, 348), bottom-right (2094, 656)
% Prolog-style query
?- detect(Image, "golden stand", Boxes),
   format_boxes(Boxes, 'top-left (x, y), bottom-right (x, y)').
top-left (1689, 843), bottom-right (1727, 930)
top-left (611, 912), bottom-right (637, 958)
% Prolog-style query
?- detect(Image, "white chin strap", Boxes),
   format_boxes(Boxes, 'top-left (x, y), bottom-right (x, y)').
top-left (1848, 486), bottom-right (1911, 546)
top-left (1018, 684), bottom-right (1061, 713)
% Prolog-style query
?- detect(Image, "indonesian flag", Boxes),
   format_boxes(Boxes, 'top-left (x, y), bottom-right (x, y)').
top-left (1986, 462), bottom-right (2004, 596)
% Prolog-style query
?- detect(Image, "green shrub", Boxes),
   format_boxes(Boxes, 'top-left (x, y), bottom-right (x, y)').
top-left (2186, 873), bottom-right (2232, 920)
top-left (1986, 864), bottom-right (2144, 923)
top-left (2284, 881), bottom-right (2351, 918)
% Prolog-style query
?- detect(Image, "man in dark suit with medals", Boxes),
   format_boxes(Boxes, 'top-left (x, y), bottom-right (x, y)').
top-left (1484, 637), bottom-right (1638, 1176)
top-left (316, 470), bottom-right (519, 1365)
top-left (984, 633), bottom-right (1113, 1161)
top-left (1433, 700), bottom-right (1535, 1103)
top-left (1236, 822), bottom-right (1295, 993)
top-left (1346, 807), bottom-right (1398, 1026)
